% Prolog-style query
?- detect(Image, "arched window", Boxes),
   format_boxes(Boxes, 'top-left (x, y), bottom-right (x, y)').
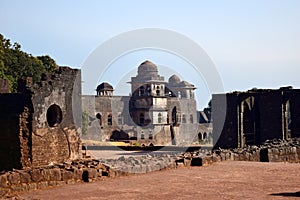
top-left (149, 133), bottom-right (153, 140)
top-left (158, 113), bottom-right (162, 123)
top-left (156, 86), bottom-right (160, 96)
top-left (96, 113), bottom-right (102, 126)
top-left (172, 107), bottom-right (177, 125)
top-left (141, 132), bottom-right (145, 140)
top-left (139, 86), bottom-right (145, 96)
top-left (190, 114), bottom-right (193, 123)
top-left (108, 114), bottom-right (112, 125)
top-left (203, 132), bottom-right (207, 140)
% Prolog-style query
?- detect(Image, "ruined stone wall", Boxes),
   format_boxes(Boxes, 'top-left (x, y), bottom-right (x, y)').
top-left (0, 94), bottom-right (31, 170)
top-left (212, 93), bottom-right (239, 149)
top-left (29, 67), bottom-right (82, 167)
top-left (0, 67), bottom-right (82, 170)
top-left (213, 88), bottom-right (300, 149)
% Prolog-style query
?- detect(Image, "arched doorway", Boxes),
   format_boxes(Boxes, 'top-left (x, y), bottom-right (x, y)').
top-left (283, 100), bottom-right (291, 139)
top-left (239, 96), bottom-right (255, 147)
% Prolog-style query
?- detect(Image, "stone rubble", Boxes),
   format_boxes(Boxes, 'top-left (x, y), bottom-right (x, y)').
top-left (1, 137), bottom-right (300, 197)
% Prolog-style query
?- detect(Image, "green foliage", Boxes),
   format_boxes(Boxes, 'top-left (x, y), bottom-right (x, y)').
top-left (82, 112), bottom-right (89, 135)
top-left (0, 33), bottom-right (58, 92)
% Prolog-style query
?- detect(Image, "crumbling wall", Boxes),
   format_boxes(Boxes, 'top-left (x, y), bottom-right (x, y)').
top-left (213, 88), bottom-right (300, 149)
top-left (0, 94), bottom-right (32, 170)
top-left (29, 67), bottom-right (82, 166)
top-left (0, 67), bottom-right (82, 170)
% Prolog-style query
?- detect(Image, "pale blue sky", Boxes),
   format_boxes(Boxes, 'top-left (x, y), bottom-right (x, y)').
top-left (1, 0), bottom-right (300, 109)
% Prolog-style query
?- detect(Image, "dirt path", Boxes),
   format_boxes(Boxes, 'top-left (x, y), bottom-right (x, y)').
top-left (18, 161), bottom-right (300, 200)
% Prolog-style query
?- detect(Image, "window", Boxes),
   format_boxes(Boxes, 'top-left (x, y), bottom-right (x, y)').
top-left (149, 133), bottom-right (153, 140)
top-left (203, 132), bottom-right (207, 140)
top-left (47, 104), bottom-right (62, 127)
top-left (96, 113), bottom-right (102, 126)
top-left (108, 114), bottom-right (112, 125)
top-left (190, 114), bottom-right (193, 123)
top-left (156, 86), bottom-right (160, 96)
top-left (141, 133), bottom-right (145, 140)
top-left (182, 114), bottom-right (186, 123)
top-left (139, 86), bottom-right (145, 96)
top-left (158, 113), bottom-right (162, 123)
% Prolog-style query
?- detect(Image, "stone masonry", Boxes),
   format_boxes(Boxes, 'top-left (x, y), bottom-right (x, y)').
top-left (0, 67), bottom-right (82, 170)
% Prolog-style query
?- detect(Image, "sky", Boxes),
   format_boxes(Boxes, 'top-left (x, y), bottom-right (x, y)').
top-left (1, 0), bottom-right (300, 109)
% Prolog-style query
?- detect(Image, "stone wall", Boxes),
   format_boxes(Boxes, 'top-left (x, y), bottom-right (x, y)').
top-left (213, 87), bottom-right (300, 149)
top-left (1, 137), bottom-right (299, 196)
top-left (0, 67), bottom-right (82, 170)
top-left (29, 67), bottom-right (82, 167)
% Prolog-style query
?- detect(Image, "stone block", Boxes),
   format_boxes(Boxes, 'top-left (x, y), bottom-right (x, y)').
top-left (0, 174), bottom-right (9, 187)
top-left (11, 184), bottom-right (23, 192)
top-left (49, 168), bottom-right (61, 181)
top-left (74, 168), bottom-right (83, 180)
top-left (28, 182), bottom-right (37, 191)
top-left (21, 183), bottom-right (29, 192)
top-left (8, 172), bottom-right (20, 185)
top-left (61, 171), bottom-right (74, 181)
top-left (30, 169), bottom-right (42, 182)
top-left (19, 171), bottom-right (31, 183)
top-left (37, 181), bottom-right (48, 189)
top-left (41, 169), bottom-right (51, 181)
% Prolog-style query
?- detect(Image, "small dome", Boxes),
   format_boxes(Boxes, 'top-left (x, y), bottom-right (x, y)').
top-left (96, 82), bottom-right (113, 92)
top-left (137, 60), bottom-right (158, 74)
top-left (168, 74), bottom-right (181, 84)
top-left (178, 81), bottom-right (195, 88)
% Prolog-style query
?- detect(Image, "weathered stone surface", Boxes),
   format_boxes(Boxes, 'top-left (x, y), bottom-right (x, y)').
top-left (0, 174), bottom-right (9, 188)
top-left (0, 67), bottom-right (82, 171)
top-left (30, 169), bottom-right (42, 182)
top-left (8, 172), bottom-right (20, 185)
top-left (61, 171), bottom-right (74, 181)
top-left (49, 168), bottom-right (61, 181)
top-left (19, 171), bottom-right (31, 183)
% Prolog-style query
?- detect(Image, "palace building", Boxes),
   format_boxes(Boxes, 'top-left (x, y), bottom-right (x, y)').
top-left (82, 61), bottom-right (212, 146)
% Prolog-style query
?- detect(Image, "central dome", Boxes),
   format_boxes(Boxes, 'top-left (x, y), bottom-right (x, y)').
top-left (137, 60), bottom-right (158, 75)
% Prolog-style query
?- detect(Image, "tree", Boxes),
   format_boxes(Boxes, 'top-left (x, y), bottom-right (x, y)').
top-left (0, 33), bottom-right (58, 92)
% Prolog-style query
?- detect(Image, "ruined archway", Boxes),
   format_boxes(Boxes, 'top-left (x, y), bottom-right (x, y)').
top-left (283, 100), bottom-right (291, 139)
top-left (239, 96), bottom-right (255, 147)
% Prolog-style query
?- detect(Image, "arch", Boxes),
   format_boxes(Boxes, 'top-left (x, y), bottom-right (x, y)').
top-left (190, 114), bottom-right (194, 123)
top-left (139, 86), bottom-right (145, 96)
top-left (172, 107), bottom-right (178, 126)
top-left (96, 113), bottom-right (102, 126)
top-left (239, 96), bottom-right (255, 147)
top-left (47, 104), bottom-right (62, 127)
top-left (149, 133), bottom-right (153, 140)
top-left (107, 114), bottom-right (112, 125)
top-left (158, 112), bottom-right (162, 123)
top-left (203, 132), bottom-right (207, 140)
top-left (283, 100), bottom-right (291, 139)
top-left (198, 132), bottom-right (203, 141)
